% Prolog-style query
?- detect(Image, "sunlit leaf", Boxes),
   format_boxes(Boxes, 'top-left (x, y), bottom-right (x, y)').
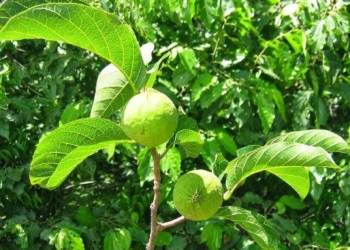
top-left (224, 142), bottom-right (338, 199)
top-left (267, 130), bottom-right (350, 154)
top-left (90, 64), bottom-right (133, 118)
top-left (0, 2), bottom-right (147, 90)
top-left (30, 118), bottom-right (130, 189)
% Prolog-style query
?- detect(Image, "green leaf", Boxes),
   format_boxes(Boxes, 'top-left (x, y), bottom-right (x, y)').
top-left (59, 101), bottom-right (86, 126)
top-left (224, 142), bottom-right (338, 200)
top-left (145, 52), bottom-right (170, 88)
top-left (267, 130), bottom-right (350, 154)
top-left (178, 48), bottom-right (198, 72)
top-left (155, 231), bottom-right (173, 247)
top-left (0, 3), bottom-right (147, 90)
top-left (268, 86), bottom-right (286, 122)
top-left (311, 19), bottom-right (326, 53)
top-left (160, 147), bottom-right (181, 182)
top-left (0, 120), bottom-right (9, 140)
top-left (267, 167), bottom-right (310, 199)
top-left (213, 153), bottom-right (229, 180)
top-left (51, 227), bottom-right (85, 250)
top-left (213, 128), bottom-right (237, 155)
top-left (137, 148), bottom-right (153, 186)
top-left (200, 223), bottom-right (222, 250)
top-left (90, 64), bottom-right (133, 118)
top-left (30, 118), bottom-right (130, 190)
top-left (215, 206), bottom-right (279, 250)
top-left (278, 195), bottom-right (305, 210)
top-left (175, 129), bottom-right (203, 158)
top-left (75, 206), bottom-right (99, 227)
top-left (176, 115), bottom-right (198, 132)
top-left (253, 92), bottom-right (275, 134)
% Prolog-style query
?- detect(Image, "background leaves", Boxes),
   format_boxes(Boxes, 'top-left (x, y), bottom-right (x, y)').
top-left (1, 0), bottom-right (350, 249)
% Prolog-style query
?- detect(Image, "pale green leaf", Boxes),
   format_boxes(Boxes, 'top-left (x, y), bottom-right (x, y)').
top-left (224, 142), bottom-right (338, 199)
top-left (267, 167), bottom-right (310, 199)
top-left (90, 64), bottom-right (133, 118)
top-left (0, 3), bottom-right (147, 89)
top-left (267, 130), bottom-right (350, 154)
top-left (175, 129), bottom-right (203, 158)
top-left (311, 19), bottom-right (326, 52)
top-left (215, 206), bottom-right (279, 250)
top-left (30, 118), bottom-right (130, 190)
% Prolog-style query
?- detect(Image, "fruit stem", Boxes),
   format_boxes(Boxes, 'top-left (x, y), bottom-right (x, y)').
top-left (146, 147), bottom-right (162, 250)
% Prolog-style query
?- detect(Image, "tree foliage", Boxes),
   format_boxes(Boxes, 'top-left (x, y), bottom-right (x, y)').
top-left (1, 0), bottom-right (350, 249)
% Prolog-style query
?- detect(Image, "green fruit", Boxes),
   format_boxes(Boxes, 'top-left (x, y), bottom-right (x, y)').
top-left (173, 169), bottom-right (223, 221)
top-left (121, 88), bottom-right (178, 148)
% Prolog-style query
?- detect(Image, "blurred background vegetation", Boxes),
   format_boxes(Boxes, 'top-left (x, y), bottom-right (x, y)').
top-left (1, 0), bottom-right (350, 249)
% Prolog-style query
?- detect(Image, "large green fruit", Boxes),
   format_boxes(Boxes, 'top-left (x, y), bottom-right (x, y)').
top-left (121, 88), bottom-right (178, 148)
top-left (173, 169), bottom-right (223, 221)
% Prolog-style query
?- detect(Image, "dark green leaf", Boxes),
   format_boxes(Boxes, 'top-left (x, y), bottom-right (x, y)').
top-left (175, 129), bottom-right (203, 158)
top-left (215, 206), bottom-right (279, 250)
top-left (200, 223), bottom-right (222, 250)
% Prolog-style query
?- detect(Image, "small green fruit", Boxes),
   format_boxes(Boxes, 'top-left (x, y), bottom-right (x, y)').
top-left (121, 88), bottom-right (178, 148)
top-left (173, 169), bottom-right (223, 221)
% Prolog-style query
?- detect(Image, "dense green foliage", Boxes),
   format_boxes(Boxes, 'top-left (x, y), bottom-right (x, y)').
top-left (1, 0), bottom-right (350, 249)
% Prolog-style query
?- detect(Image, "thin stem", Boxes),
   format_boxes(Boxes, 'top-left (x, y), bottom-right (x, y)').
top-left (146, 147), bottom-right (162, 250)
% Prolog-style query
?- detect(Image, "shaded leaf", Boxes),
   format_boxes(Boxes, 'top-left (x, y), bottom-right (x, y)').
top-left (213, 153), bottom-right (228, 180)
top-left (215, 206), bottom-right (279, 250)
top-left (175, 129), bottom-right (203, 158)
top-left (200, 223), bottom-right (222, 250)
top-left (30, 118), bottom-right (130, 189)
top-left (253, 92), bottom-right (275, 134)
top-left (176, 115), bottom-right (198, 132)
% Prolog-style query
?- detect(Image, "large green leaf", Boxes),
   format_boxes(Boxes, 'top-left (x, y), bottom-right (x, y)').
top-left (30, 118), bottom-right (130, 190)
top-left (0, 2), bottom-right (147, 90)
top-left (224, 142), bottom-right (338, 199)
top-left (215, 206), bottom-right (279, 250)
top-left (267, 129), bottom-right (350, 154)
top-left (90, 64), bottom-right (133, 118)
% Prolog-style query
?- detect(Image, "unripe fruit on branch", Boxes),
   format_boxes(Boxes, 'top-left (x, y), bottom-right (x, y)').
top-left (173, 169), bottom-right (223, 221)
top-left (121, 88), bottom-right (178, 148)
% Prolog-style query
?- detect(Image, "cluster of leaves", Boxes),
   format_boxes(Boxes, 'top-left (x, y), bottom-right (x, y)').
top-left (1, 0), bottom-right (350, 249)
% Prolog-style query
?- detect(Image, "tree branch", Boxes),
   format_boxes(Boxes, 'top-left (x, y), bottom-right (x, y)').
top-left (146, 147), bottom-right (162, 250)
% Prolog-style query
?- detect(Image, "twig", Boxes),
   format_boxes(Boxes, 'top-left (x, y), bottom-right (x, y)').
top-left (146, 148), bottom-right (162, 250)
top-left (157, 216), bottom-right (187, 231)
